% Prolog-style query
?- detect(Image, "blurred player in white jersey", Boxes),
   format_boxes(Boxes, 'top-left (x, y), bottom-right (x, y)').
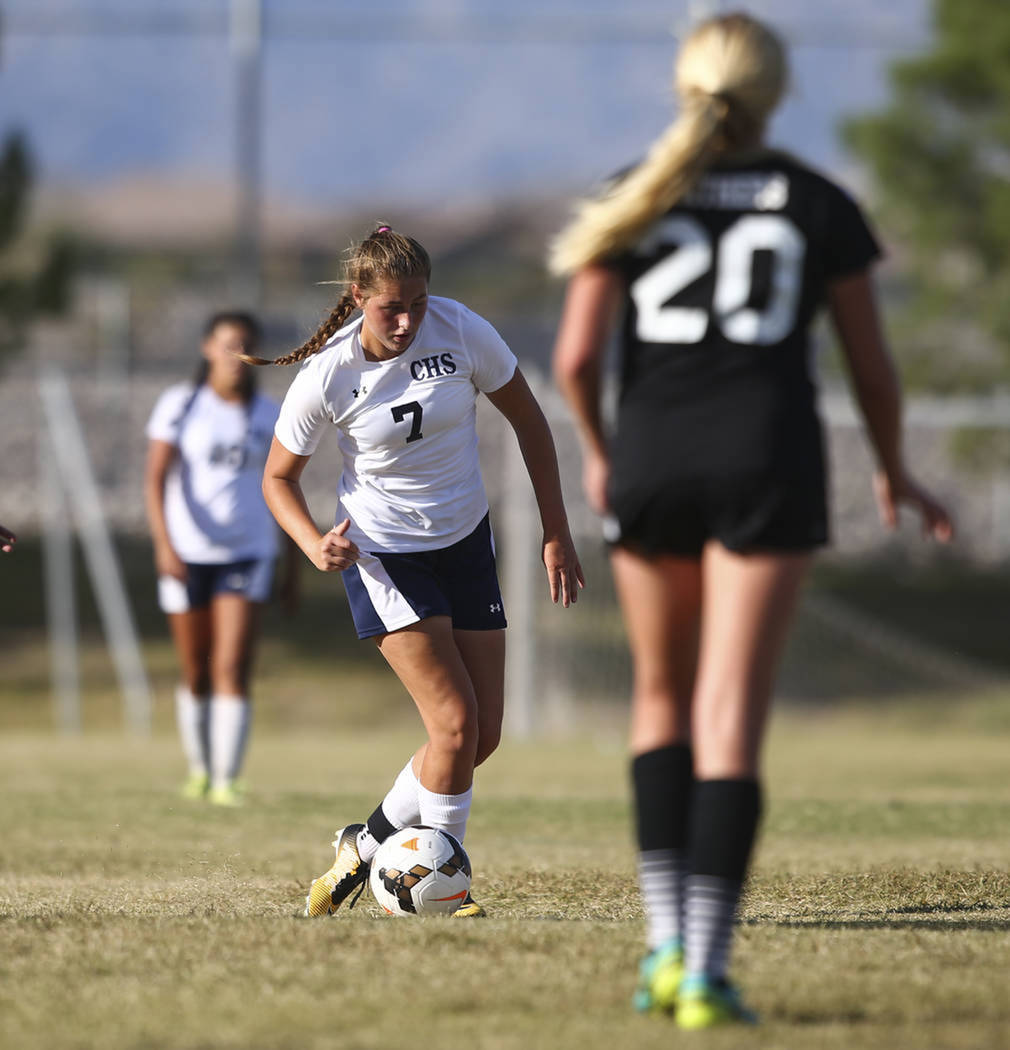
top-left (249, 224), bottom-right (583, 918)
top-left (550, 12), bottom-right (952, 1028)
top-left (145, 312), bottom-right (296, 806)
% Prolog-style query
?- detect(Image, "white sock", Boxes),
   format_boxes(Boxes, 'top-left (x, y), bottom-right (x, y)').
top-left (175, 685), bottom-right (209, 776)
top-left (417, 782), bottom-right (473, 845)
top-left (383, 759), bottom-right (423, 827)
top-left (357, 759), bottom-right (422, 863)
top-left (209, 694), bottom-right (251, 789)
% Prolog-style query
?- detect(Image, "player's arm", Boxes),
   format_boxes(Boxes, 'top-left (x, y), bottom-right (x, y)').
top-left (261, 437), bottom-right (359, 572)
top-left (0, 523), bottom-right (16, 553)
top-left (484, 368), bottom-right (584, 606)
top-left (551, 264), bottom-right (623, 514)
top-left (144, 438), bottom-right (186, 580)
top-left (828, 270), bottom-right (953, 541)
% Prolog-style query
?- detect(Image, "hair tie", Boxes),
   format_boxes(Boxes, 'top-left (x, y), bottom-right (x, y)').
top-left (376, 225), bottom-right (391, 234)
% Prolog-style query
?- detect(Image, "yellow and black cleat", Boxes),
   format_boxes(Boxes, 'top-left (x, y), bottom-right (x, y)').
top-left (304, 824), bottom-right (368, 917)
top-left (450, 892), bottom-right (486, 918)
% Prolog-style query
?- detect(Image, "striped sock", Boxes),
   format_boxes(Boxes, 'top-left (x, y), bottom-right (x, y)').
top-left (684, 874), bottom-right (741, 979)
top-left (638, 848), bottom-right (690, 950)
top-left (684, 778), bottom-right (762, 980)
top-left (632, 744), bottom-right (694, 950)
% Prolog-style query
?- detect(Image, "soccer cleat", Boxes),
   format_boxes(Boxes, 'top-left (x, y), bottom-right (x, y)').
top-left (632, 939), bottom-right (683, 1014)
top-left (180, 772), bottom-right (210, 800)
top-left (450, 892), bottom-right (486, 918)
top-left (208, 780), bottom-right (245, 807)
top-left (304, 824), bottom-right (368, 917)
top-left (675, 975), bottom-right (758, 1030)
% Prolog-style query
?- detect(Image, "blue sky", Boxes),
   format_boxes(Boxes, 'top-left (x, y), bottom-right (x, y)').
top-left (1, 1), bottom-right (931, 209)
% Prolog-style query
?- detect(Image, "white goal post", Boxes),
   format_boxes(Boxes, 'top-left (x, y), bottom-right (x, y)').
top-left (37, 366), bottom-right (153, 735)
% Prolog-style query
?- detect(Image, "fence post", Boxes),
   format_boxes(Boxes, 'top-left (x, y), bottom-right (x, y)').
top-left (37, 367), bottom-right (153, 735)
top-left (501, 427), bottom-right (538, 737)
top-left (39, 427), bottom-right (81, 734)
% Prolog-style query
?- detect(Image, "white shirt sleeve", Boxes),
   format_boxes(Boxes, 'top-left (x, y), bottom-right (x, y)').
top-left (274, 359), bottom-right (331, 456)
top-left (146, 385), bottom-right (194, 446)
top-left (462, 308), bottom-right (518, 393)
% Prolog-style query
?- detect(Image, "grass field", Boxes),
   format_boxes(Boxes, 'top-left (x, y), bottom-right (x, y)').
top-left (2, 688), bottom-right (1010, 1050)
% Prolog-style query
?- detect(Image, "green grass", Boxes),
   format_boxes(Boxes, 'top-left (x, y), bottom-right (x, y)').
top-left (2, 692), bottom-right (1010, 1050)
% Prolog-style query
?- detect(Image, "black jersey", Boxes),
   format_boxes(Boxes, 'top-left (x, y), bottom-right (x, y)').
top-left (604, 152), bottom-right (880, 554)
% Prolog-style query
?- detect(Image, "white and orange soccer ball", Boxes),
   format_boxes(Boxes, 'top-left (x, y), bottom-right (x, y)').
top-left (369, 825), bottom-right (472, 916)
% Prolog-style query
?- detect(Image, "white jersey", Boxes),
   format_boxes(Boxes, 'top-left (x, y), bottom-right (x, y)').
top-left (146, 383), bottom-right (280, 563)
top-left (274, 295), bottom-right (517, 553)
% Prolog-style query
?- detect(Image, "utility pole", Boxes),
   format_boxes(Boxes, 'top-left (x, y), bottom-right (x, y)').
top-left (230, 0), bottom-right (262, 308)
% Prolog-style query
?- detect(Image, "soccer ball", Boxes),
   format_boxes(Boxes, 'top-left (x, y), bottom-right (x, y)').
top-left (369, 825), bottom-right (471, 917)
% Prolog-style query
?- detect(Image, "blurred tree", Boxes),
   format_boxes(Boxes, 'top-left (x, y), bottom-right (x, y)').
top-left (843, 0), bottom-right (1010, 394)
top-left (0, 131), bottom-right (74, 358)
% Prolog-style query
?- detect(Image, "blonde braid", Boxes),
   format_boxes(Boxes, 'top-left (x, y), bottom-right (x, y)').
top-left (239, 223), bottom-right (431, 367)
top-left (236, 291), bottom-right (357, 366)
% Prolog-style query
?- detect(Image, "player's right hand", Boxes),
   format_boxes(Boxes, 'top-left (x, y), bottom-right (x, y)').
top-left (314, 518), bottom-right (359, 572)
top-left (155, 545), bottom-right (187, 581)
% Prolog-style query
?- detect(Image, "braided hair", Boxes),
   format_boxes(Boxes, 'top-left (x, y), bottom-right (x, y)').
top-left (240, 225), bottom-right (432, 367)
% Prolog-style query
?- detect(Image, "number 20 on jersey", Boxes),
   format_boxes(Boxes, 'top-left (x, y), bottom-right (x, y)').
top-left (631, 214), bottom-right (806, 347)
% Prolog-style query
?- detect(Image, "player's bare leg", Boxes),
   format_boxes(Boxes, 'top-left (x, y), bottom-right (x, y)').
top-left (692, 544), bottom-right (810, 781)
top-left (376, 617), bottom-right (480, 795)
top-left (452, 627), bottom-right (505, 768)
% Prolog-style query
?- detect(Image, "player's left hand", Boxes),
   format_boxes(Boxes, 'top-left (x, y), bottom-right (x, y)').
top-left (542, 532), bottom-right (585, 608)
top-left (873, 470), bottom-right (954, 542)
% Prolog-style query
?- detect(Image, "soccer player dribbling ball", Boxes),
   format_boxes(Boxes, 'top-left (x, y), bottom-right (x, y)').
top-left (550, 12), bottom-right (952, 1028)
top-left (251, 225), bottom-right (583, 918)
top-left (145, 312), bottom-right (296, 807)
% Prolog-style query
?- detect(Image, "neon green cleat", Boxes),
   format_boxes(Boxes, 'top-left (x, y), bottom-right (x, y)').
top-left (675, 975), bottom-right (757, 1030)
top-left (632, 940), bottom-right (683, 1014)
top-left (208, 780), bottom-right (245, 807)
top-left (180, 772), bottom-right (210, 800)
top-left (450, 892), bottom-right (486, 918)
top-left (304, 824), bottom-right (368, 917)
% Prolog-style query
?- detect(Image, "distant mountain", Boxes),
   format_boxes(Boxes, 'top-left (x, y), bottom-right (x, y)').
top-left (4, 1), bottom-right (930, 216)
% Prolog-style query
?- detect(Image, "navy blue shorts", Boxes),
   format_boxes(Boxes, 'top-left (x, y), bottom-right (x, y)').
top-left (157, 558), bottom-right (275, 614)
top-left (342, 513), bottom-right (507, 640)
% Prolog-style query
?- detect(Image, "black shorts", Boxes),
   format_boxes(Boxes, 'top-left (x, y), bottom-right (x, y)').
top-left (341, 513), bottom-right (507, 639)
top-left (609, 467), bottom-right (828, 557)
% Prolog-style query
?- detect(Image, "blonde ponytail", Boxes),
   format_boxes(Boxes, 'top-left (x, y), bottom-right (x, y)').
top-left (548, 12), bottom-right (787, 276)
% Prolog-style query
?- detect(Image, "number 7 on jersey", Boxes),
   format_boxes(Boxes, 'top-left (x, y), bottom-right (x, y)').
top-left (390, 401), bottom-right (424, 443)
